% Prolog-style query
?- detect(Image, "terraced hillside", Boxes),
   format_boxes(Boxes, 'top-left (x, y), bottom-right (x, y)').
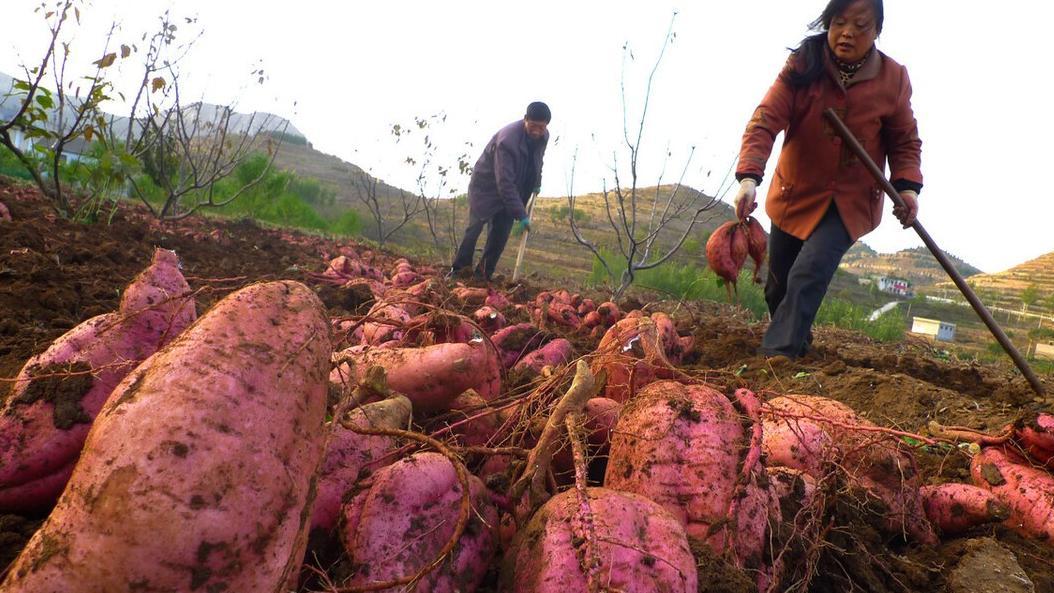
top-left (941, 251), bottom-right (1054, 314)
top-left (840, 245), bottom-right (981, 286)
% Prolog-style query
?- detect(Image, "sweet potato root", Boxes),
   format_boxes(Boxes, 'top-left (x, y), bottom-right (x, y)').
top-left (341, 451), bottom-right (498, 593)
top-left (500, 487), bottom-right (697, 593)
top-left (513, 338), bottom-right (574, 375)
top-left (920, 482), bottom-right (1010, 536)
top-left (312, 395), bottom-right (412, 532)
top-left (971, 447), bottom-right (1054, 543)
top-left (0, 248), bottom-right (196, 513)
top-left (744, 216), bottom-right (767, 283)
top-left (2, 280), bottom-right (331, 593)
top-left (589, 316), bottom-right (677, 402)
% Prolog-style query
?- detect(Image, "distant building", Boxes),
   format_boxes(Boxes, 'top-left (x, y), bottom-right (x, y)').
top-left (8, 127), bottom-right (34, 152)
top-left (876, 276), bottom-right (912, 297)
top-left (1035, 343), bottom-right (1054, 362)
top-left (911, 317), bottom-right (956, 341)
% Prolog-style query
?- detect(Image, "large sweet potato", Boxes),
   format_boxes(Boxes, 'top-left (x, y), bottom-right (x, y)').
top-left (491, 323), bottom-right (549, 370)
top-left (762, 395), bottom-right (937, 544)
top-left (2, 280), bottom-right (331, 593)
top-left (500, 487), bottom-right (698, 593)
top-left (971, 447), bottom-right (1054, 543)
top-left (331, 339), bottom-right (502, 412)
top-left (473, 305), bottom-right (506, 333)
top-left (605, 381), bottom-right (777, 580)
top-left (312, 395), bottom-right (413, 532)
top-left (1013, 412), bottom-right (1054, 466)
top-left (341, 451), bottom-right (498, 593)
top-left (0, 248), bottom-right (196, 512)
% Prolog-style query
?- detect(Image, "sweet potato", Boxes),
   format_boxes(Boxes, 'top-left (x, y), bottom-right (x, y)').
top-left (536, 301), bottom-right (581, 329)
top-left (1013, 412), bottom-right (1054, 466)
top-left (577, 298), bottom-right (596, 316)
top-left (485, 289), bottom-right (512, 310)
top-left (606, 381), bottom-right (778, 581)
top-left (441, 389), bottom-right (506, 448)
top-left (500, 487), bottom-right (698, 593)
top-left (361, 302), bottom-right (411, 345)
top-left (473, 305), bottom-right (506, 333)
top-left (1, 280), bottom-right (331, 593)
top-left (341, 451), bottom-right (498, 593)
top-left (331, 339), bottom-right (502, 412)
top-left (706, 221), bottom-right (741, 286)
top-left (390, 270), bottom-right (422, 287)
top-left (312, 395), bottom-right (413, 532)
top-left (920, 483), bottom-right (1010, 536)
top-left (589, 316), bottom-right (676, 402)
top-left (744, 216), bottom-right (767, 283)
top-left (491, 323), bottom-right (549, 369)
top-left (513, 338), bottom-right (574, 375)
top-left (651, 312), bottom-right (694, 365)
top-left (971, 447), bottom-right (1054, 543)
top-left (762, 395), bottom-right (937, 544)
top-left (0, 200), bottom-right (10, 222)
top-left (552, 397), bottom-right (621, 479)
top-left (452, 285), bottom-right (490, 307)
top-left (0, 248), bottom-right (196, 512)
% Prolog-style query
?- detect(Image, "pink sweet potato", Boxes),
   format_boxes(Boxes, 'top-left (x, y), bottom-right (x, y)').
top-left (1, 280), bottom-right (331, 593)
top-left (390, 270), bottom-right (422, 287)
top-left (744, 216), bottom-right (767, 283)
top-left (552, 397), bottom-right (621, 479)
top-left (312, 395), bottom-right (413, 532)
top-left (485, 289), bottom-right (512, 310)
top-left (971, 447), bottom-right (1054, 543)
top-left (920, 483), bottom-right (1010, 536)
top-left (491, 323), bottom-right (549, 370)
top-left (589, 316), bottom-right (676, 402)
top-left (762, 395), bottom-right (937, 544)
top-left (706, 221), bottom-right (741, 285)
top-left (651, 311), bottom-right (694, 365)
top-left (473, 305), bottom-right (506, 333)
top-left (500, 487), bottom-right (698, 593)
top-left (331, 339), bottom-right (502, 412)
top-left (536, 301), bottom-right (581, 329)
top-left (452, 285), bottom-right (490, 307)
top-left (341, 451), bottom-right (498, 593)
top-left (577, 298), bottom-right (596, 316)
top-left (605, 381), bottom-right (777, 578)
top-left (513, 338), bottom-right (574, 375)
top-left (0, 248), bottom-right (196, 512)
top-left (361, 302), bottom-right (411, 345)
top-left (441, 389), bottom-right (506, 448)
top-left (1013, 412), bottom-right (1054, 466)
top-left (0, 200), bottom-right (10, 222)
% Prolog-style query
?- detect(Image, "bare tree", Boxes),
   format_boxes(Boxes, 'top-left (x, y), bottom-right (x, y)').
top-left (392, 113), bottom-right (474, 258)
top-left (107, 13), bottom-right (287, 220)
top-left (566, 12), bottom-right (726, 299)
top-left (0, 1), bottom-right (119, 217)
top-left (352, 166), bottom-right (425, 248)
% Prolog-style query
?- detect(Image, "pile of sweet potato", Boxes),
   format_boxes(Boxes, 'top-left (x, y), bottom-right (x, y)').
top-left (5, 249), bottom-right (1049, 593)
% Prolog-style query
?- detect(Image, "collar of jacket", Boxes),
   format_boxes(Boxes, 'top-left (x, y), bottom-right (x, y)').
top-left (824, 46), bottom-right (882, 89)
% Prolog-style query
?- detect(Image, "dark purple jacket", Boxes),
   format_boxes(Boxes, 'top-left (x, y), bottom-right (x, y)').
top-left (467, 120), bottom-right (548, 221)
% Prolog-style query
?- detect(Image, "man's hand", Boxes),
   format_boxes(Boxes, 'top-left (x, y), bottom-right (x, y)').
top-left (515, 217), bottom-right (531, 234)
top-left (893, 190), bottom-right (918, 227)
top-left (733, 179), bottom-right (758, 220)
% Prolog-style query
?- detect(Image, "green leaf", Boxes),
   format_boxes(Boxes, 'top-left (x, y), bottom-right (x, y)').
top-left (14, 80), bottom-right (31, 92)
top-left (733, 364), bottom-right (748, 377)
top-left (792, 371), bottom-right (810, 379)
top-left (35, 94), bottom-right (53, 109)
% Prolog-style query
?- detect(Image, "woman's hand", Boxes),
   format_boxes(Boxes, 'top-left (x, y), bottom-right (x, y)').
top-left (733, 179), bottom-right (758, 220)
top-left (893, 190), bottom-right (919, 227)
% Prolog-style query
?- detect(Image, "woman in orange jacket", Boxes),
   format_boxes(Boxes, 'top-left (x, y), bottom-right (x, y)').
top-left (734, 0), bottom-right (922, 358)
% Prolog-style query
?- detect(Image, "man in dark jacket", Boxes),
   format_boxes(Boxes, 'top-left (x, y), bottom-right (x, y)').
top-left (450, 101), bottom-right (550, 280)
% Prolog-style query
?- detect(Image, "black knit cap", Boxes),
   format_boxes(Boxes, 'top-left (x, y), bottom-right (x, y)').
top-left (525, 101), bottom-right (551, 123)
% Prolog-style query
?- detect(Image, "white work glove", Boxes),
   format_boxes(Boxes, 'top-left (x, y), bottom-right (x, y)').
top-left (893, 190), bottom-right (918, 227)
top-left (733, 179), bottom-right (758, 220)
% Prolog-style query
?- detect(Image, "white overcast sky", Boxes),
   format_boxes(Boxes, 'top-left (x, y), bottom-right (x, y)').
top-left (3, 0), bottom-right (1051, 273)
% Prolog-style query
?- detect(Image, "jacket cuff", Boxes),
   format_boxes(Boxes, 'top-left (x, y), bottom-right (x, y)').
top-left (892, 179), bottom-right (923, 194)
top-left (736, 172), bottom-right (763, 185)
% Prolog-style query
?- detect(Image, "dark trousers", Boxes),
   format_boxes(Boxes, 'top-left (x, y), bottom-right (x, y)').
top-left (451, 211), bottom-right (515, 279)
top-left (761, 202), bottom-right (853, 358)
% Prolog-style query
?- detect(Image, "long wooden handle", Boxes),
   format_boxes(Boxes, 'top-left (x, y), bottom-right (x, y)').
top-left (824, 108), bottom-right (1045, 396)
top-left (511, 192), bottom-right (538, 283)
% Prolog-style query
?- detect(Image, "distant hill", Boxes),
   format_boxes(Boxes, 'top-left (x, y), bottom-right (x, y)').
top-left (840, 244), bottom-right (982, 286)
top-left (941, 251), bottom-right (1054, 313)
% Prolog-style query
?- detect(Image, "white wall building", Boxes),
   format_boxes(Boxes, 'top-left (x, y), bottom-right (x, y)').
top-left (877, 276), bottom-right (912, 297)
top-left (911, 317), bottom-right (956, 342)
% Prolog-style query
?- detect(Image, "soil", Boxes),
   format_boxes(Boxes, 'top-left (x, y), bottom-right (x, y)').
top-left (2, 178), bottom-right (1053, 591)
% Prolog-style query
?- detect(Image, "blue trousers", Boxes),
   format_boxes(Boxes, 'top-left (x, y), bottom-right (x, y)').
top-left (761, 202), bottom-right (853, 358)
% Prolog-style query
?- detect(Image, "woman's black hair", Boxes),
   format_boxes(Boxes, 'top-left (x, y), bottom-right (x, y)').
top-left (786, 0), bottom-right (884, 88)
